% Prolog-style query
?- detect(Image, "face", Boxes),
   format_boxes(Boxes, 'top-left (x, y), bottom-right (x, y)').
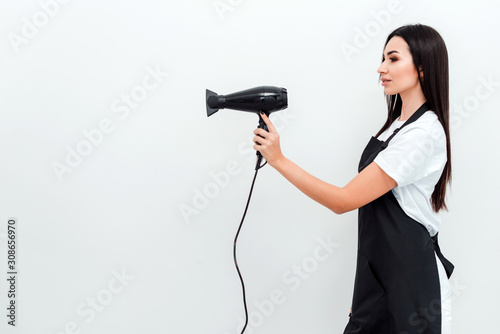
top-left (377, 36), bottom-right (421, 96)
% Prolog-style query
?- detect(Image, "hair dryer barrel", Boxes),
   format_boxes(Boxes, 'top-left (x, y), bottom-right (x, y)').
top-left (206, 86), bottom-right (287, 117)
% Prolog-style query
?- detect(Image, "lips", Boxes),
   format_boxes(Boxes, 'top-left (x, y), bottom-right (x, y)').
top-left (381, 78), bottom-right (391, 86)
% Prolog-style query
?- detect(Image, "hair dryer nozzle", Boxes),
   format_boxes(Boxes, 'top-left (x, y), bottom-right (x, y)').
top-left (206, 89), bottom-right (221, 117)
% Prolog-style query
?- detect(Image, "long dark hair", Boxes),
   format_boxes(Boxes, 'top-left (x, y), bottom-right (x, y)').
top-left (376, 24), bottom-right (451, 212)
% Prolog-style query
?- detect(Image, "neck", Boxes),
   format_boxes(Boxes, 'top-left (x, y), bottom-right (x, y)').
top-left (399, 88), bottom-right (426, 121)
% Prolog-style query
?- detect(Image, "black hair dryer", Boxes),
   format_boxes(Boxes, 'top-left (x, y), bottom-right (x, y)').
top-left (205, 86), bottom-right (288, 169)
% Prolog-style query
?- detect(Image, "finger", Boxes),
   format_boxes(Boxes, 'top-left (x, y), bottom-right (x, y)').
top-left (253, 135), bottom-right (267, 145)
top-left (260, 113), bottom-right (277, 133)
top-left (254, 128), bottom-right (267, 137)
top-left (253, 139), bottom-right (267, 150)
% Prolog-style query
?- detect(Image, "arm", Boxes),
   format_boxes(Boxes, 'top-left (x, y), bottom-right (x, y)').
top-left (254, 113), bottom-right (396, 214)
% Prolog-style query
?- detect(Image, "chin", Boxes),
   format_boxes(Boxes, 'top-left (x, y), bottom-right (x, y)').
top-left (384, 88), bottom-right (397, 96)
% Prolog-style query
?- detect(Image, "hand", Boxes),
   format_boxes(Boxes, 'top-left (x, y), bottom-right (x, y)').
top-left (253, 113), bottom-right (284, 167)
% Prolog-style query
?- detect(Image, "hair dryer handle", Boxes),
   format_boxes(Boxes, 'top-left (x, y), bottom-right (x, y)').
top-left (255, 113), bottom-right (269, 170)
top-left (258, 113), bottom-right (268, 132)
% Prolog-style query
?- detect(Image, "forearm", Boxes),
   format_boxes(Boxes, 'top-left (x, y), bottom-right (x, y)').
top-left (271, 156), bottom-right (349, 214)
top-left (254, 114), bottom-right (396, 213)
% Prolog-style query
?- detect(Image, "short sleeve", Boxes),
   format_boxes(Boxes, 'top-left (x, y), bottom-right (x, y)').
top-left (374, 122), bottom-right (446, 188)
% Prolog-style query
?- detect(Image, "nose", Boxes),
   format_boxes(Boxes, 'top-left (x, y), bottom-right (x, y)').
top-left (377, 62), bottom-right (387, 75)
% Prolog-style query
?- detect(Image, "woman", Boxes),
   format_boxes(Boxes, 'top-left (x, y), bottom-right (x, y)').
top-left (253, 24), bottom-right (454, 333)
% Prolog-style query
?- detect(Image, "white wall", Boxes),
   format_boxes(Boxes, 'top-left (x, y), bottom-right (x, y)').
top-left (0, 0), bottom-right (499, 333)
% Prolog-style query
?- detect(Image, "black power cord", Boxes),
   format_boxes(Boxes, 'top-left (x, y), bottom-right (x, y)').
top-left (233, 156), bottom-right (267, 334)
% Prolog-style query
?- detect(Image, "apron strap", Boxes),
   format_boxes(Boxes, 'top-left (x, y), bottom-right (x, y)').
top-left (432, 233), bottom-right (455, 279)
top-left (382, 102), bottom-right (430, 147)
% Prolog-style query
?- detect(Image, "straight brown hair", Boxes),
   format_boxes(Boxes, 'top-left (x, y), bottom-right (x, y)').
top-left (376, 24), bottom-right (451, 212)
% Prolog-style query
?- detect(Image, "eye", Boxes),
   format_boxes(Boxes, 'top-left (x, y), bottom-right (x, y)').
top-left (382, 57), bottom-right (398, 63)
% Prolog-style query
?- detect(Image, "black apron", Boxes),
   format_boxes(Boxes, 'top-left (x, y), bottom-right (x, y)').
top-left (343, 103), bottom-right (454, 334)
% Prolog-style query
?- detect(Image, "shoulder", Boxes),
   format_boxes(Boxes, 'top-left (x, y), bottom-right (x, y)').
top-left (375, 110), bottom-right (447, 187)
top-left (397, 111), bottom-right (445, 146)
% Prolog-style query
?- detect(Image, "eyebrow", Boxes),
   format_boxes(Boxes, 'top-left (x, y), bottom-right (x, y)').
top-left (384, 50), bottom-right (400, 56)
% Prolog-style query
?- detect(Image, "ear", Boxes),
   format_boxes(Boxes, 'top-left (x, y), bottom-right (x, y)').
top-left (419, 65), bottom-right (424, 79)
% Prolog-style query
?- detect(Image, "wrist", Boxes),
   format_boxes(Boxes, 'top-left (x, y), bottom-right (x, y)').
top-left (269, 154), bottom-right (288, 171)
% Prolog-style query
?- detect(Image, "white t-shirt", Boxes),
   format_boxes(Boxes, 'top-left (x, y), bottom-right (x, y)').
top-left (373, 110), bottom-right (447, 236)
